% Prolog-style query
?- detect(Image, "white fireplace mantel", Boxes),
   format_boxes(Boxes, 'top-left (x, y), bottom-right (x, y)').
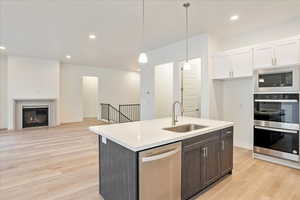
top-left (13, 99), bottom-right (58, 130)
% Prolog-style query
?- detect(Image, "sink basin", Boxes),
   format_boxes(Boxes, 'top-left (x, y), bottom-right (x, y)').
top-left (163, 124), bottom-right (208, 133)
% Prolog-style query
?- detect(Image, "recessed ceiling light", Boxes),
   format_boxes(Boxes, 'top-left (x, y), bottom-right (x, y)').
top-left (89, 34), bottom-right (96, 40)
top-left (0, 46), bottom-right (6, 50)
top-left (230, 15), bottom-right (239, 21)
top-left (66, 55), bottom-right (71, 59)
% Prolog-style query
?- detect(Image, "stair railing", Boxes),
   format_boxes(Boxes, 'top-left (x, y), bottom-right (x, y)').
top-left (100, 103), bottom-right (138, 123)
top-left (119, 104), bottom-right (140, 123)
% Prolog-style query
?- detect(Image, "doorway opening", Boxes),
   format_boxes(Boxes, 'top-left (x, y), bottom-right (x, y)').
top-left (154, 62), bottom-right (174, 118)
top-left (82, 76), bottom-right (99, 120)
top-left (180, 58), bottom-right (202, 117)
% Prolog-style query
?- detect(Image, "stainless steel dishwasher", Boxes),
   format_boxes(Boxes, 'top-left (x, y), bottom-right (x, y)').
top-left (139, 142), bottom-right (181, 200)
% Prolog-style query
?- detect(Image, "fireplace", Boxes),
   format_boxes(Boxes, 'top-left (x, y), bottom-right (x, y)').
top-left (22, 106), bottom-right (49, 128)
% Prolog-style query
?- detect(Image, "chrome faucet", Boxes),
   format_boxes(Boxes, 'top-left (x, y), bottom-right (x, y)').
top-left (172, 101), bottom-right (183, 126)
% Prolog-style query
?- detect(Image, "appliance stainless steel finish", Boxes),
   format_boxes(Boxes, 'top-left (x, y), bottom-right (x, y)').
top-left (254, 93), bottom-right (300, 162)
top-left (163, 124), bottom-right (207, 133)
top-left (254, 67), bottom-right (300, 93)
top-left (254, 93), bottom-right (300, 130)
top-left (254, 125), bottom-right (299, 162)
top-left (254, 120), bottom-right (299, 130)
top-left (139, 142), bottom-right (181, 200)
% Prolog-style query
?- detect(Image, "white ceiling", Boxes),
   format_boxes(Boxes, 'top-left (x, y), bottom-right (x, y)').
top-left (1, 0), bottom-right (300, 71)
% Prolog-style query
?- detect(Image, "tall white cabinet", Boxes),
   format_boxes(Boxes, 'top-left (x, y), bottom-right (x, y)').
top-left (228, 48), bottom-right (253, 78)
top-left (212, 53), bottom-right (231, 79)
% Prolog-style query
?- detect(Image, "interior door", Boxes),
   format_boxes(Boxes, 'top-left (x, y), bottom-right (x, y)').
top-left (229, 48), bottom-right (253, 78)
top-left (182, 58), bottom-right (201, 117)
top-left (274, 39), bottom-right (300, 66)
top-left (253, 45), bottom-right (275, 69)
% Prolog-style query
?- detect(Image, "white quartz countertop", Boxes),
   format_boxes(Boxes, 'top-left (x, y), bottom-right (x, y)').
top-left (89, 117), bottom-right (234, 152)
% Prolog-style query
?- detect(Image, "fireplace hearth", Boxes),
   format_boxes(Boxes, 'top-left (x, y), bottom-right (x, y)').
top-left (22, 106), bottom-right (49, 128)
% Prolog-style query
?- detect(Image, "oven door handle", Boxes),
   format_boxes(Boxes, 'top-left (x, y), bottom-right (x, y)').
top-left (254, 99), bottom-right (298, 103)
top-left (255, 126), bottom-right (299, 134)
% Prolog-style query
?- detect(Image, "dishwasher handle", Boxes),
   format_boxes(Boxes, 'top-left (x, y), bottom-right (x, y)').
top-left (141, 148), bottom-right (180, 163)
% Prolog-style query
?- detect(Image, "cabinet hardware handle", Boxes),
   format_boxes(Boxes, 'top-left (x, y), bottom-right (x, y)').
top-left (226, 131), bottom-right (232, 134)
top-left (222, 140), bottom-right (225, 151)
top-left (203, 147), bottom-right (207, 157)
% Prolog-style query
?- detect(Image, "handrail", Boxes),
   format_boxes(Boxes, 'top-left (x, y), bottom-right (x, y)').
top-left (119, 104), bottom-right (140, 122)
top-left (100, 103), bottom-right (136, 123)
top-left (110, 104), bottom-right (131, 122)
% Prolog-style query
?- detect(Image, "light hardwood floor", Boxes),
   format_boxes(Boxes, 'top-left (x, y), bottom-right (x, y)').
top-left (1, 120), bottom-right (300, 200)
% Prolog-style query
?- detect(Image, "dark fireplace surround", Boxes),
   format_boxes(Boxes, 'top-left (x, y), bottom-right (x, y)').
top-left (22, 106), bottom-right (49, 128)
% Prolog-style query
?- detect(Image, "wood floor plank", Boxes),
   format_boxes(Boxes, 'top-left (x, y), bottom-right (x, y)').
top-left (1, 119), bottom-right (300, 200)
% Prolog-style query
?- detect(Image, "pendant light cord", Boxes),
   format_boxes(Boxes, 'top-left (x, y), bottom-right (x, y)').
top-left (184, 2), bottom-right (190, 63)
top-left (142, 0), bottom-right (145, 51)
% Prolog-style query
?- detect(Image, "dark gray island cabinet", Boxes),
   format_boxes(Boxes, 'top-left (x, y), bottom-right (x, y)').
top-left (98, 126), bottom-right (233, 200)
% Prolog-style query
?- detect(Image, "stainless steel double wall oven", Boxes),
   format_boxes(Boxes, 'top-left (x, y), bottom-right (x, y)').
top-left (254, 67), bottom-right (300, 162)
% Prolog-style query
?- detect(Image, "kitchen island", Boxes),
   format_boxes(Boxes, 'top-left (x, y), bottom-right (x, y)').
top-left (90, 117), bottom-right (234, 200)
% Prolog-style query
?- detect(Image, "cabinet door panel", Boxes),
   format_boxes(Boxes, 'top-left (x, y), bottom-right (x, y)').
top-left (182, 143), bottom-right (205, 200)
top-left (205, 137), bottom-right (221, 185)
top-left (275, 39), bottom-right (300, 66)
top-left (221, 128), bottom-right (233, 176)
top-left (229, 49), bottom-right (253, 78)
top-left (213, 54), bottom-right (231, 79)
top-left (253, 45), bottom-right (274, 69)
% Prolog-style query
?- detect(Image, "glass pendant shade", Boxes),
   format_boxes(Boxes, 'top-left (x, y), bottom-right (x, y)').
top-left (183, 62), bottom-right (191, 70)
top-left (138, 52), bottom-right (148, 64)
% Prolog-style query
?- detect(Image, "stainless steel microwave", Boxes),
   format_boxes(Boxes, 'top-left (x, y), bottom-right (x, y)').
top-left (254, 67), bottom-right (300, 93)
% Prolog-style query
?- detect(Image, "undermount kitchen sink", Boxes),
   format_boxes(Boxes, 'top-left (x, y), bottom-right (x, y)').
top-left (163, 124), bottom-right (208, 133)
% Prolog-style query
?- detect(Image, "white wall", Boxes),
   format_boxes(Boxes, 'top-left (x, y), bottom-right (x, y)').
top-left (222, 78), bottom-right (254, 149)
top-left (141, 34), bottom-right (222, 120)
top-left (155, 63), bottom-right (173, 118)
top-left (0, 55), bottom-right (8, 129)
top-left (60, 64), bottom-right (140, 123)
top-left (82, 76), bottom-right (98, 118)
top-left (7, 56), bottom-right (60, 129)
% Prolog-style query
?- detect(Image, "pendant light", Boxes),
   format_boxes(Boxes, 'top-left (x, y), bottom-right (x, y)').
top-left (183, 2), bottom-right (191, 70)
top-left (138, 0), bottom-right (148, 64)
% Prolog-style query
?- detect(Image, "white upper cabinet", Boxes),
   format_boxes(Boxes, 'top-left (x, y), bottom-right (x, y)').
top-left (253, 45), bottom-right (275, 69)
top-left (213, 36), bottom-right (300, 80)
top-left (228, 48), bottom-right (253, 78)
top-left (274, 39), bottom-right (300, 66)
top-left (213, 48), bottom-right (253, 80)
top-left (253, 38), bottom-right (300, 69)
top-left (212, 53), bottom-right (231, 79)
